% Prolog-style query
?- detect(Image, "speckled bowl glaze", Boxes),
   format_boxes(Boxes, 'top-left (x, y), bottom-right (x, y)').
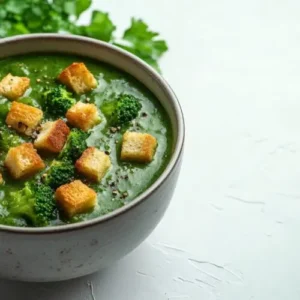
top-left (0, 34), bottom-right (184, 282)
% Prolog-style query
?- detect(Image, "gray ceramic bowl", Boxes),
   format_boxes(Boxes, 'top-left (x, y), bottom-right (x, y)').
top-left (0, 34), bottom-right (184, 282)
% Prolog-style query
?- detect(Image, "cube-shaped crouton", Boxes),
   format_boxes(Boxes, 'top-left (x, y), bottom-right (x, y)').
top-left (55, 180), bottom-right (97, 217)
top-left (121, 131), bottom-right (157, 163)
top-left (34, 119), bottom-right (70, 153)
top-left (4, 143), bottom-right (45, 179)
top-left (0, 173), bottom-right (3, 184)
top-left (75, 147), bottom-right (111, 182)
top-left (6, 101), bottom-right (43, 136)
top-left (66, 101), bottom-right (100, 131)
top-left (58, 62), bottom-right (97, 94)
top-left (0, 73), bottom-right (30, 100)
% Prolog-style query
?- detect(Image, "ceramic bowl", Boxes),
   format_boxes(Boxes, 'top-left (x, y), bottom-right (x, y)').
top-left (0, 34), bottom-right (184, 282)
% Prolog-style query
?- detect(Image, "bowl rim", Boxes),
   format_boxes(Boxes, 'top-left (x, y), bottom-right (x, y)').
top-left (0, 33), bottom-right (185, 234)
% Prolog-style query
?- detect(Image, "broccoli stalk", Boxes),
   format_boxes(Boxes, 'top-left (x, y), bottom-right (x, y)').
top-left (59, 128), bottom-right (89, 162)
top-left (42, 85), bottom-right (76, 117)
top-left (8, 182), bottom-right (57, 227)
top-left (101, 94), bottom-right (142, 126)
top-left (43, 160), bottom-right (75, 189)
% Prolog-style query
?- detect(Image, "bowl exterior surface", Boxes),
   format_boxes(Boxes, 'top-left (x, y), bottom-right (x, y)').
top-left (0, 34), bottom-right (184, 282)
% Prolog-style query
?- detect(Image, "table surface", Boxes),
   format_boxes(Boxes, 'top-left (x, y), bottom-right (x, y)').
top-left (2, 0), bottom-right (299, 299)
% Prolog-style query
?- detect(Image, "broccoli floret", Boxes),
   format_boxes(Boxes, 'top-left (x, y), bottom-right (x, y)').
top-left (0, 204), bottom-right (22, 226)
top-left (8, 182), bottom-right (57, 227)
top-left (42, 85), bottom-right (76, 117)
top-left (43, 160), bottom-right (75, 189)
top-left (0, 126), bottom-right (23, 152)
top-left (59, 128), bottom-right (89, 162)
top-left (0, 216), bottom-right (24, 227)
top-left (101, 94), bottom-right (142, 126)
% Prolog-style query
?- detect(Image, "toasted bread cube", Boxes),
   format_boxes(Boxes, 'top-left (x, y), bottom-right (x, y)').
top-left (55, 180), bottom-right (97, 217)
top-left (75, 147), bottom-right (111, 182)
top-left (6, 101), bottom-right (43, 136)
top-left (66, 101), bottom-right (100, 131)
top-left (121, 131), bottom-right (157, 163)
top-left (4, 143), bottom-right (45, 179)
top-left (58, 62), bottom-right (97, 94)
top-left (0, 73), bottom-right (30, 100)
top-left (0, 173), bottom-right (3, 185)
top-left (34, 119), bottom-right (70, 153)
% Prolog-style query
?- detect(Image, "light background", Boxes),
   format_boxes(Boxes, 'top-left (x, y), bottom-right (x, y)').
top-left (1, 0), bottom-right (300, 299)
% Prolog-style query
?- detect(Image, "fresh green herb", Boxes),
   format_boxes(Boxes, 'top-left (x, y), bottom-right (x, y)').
top-left (0, 0), bottom-right (168, 71)
top-left (84, 10), bottom-right (116, 42)
top-left (115, 19), bottom-right (168, 72)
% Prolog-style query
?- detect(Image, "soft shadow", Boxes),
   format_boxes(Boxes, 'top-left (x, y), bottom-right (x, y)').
top-left (0, 269), bottom-right (109, 300)
top-left (0, 243), bottom-right (153, 300)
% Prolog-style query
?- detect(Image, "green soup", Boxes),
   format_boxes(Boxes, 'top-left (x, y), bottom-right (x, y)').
top-left (0, 54), bottom-right (172, 227)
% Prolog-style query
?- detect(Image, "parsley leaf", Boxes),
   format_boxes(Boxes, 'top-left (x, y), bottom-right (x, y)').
top-left (83, 10), bottom-right (116, 42)
top-left (75, 0), bottom-right (92, 18)
top-left (115, 18), bottom-right (168, 71)
top-left (0, 0), bottom-right (168, 72)
top-left (2, 0), bottom-right (29, 15)
top-left (53, 0), bottom-right (92, 18)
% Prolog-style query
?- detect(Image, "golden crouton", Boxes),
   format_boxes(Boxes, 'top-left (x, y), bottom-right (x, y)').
top-left (75, 147), bottom-right (111, 182)
top-left (0, 173), bottom-right (3, 184)
top-left (121, 131), bottom-right (157, 163)
top-left (66, 101), bottom-right (100, 131)
top-left (4, 143), bottom-right (45, 179)
top-left (0, 73), bottom-right (30, 100)
top-left (58, 62), bottom-right (97, 94)
top-left (55, 180), bottom-right (97, 217)
top-left (34, 119), bottom-right (70, 153)
top-left (6, 101), bottom-right (43, 136)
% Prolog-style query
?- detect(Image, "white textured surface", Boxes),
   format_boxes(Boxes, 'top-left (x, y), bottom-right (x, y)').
top-left (2, 0), bottom-right (300, 299)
